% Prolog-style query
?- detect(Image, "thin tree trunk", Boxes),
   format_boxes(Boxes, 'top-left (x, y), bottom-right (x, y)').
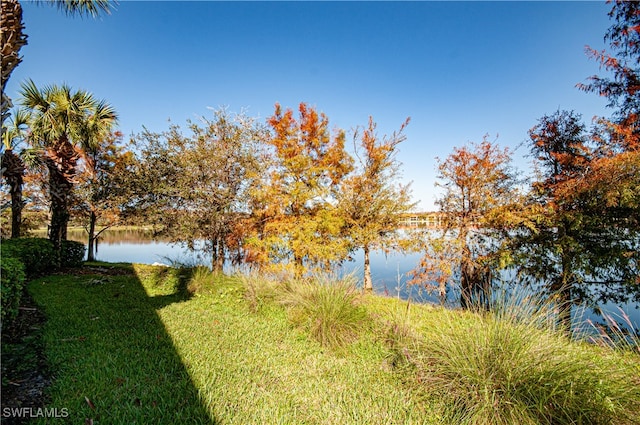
top-left (210, 237), bottom-right (218, 271)
top-left (460, 259), bottom-right (473, 310)
top-left (211, 236), bottom-right (224, 273)
top-left (550, 222), bottom-right (574, 333)
top-left (551, 252), bottom-right (573, 333)
top-left (363, 244), bottom-right (373, 293)
top-left (294, 253), bottom-right (304, 279)
top-left (215, 238), bottom-right (224, 273)
top-left (87, 210), bottom-right (97, 261)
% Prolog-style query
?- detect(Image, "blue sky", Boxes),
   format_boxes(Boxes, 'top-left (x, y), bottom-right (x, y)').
top-left (6, 0), bottom-right (614, 210)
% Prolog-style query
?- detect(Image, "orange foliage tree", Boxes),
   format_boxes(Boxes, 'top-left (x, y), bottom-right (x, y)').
top-left (514, 0), bottom-right (640, 328)
top-left (411, 137), bottom-right (523, 308)
top-left (578, 0), bottom-right (640, 132)
top-left (248, 103), bottom-right (353, 277)
top-left (338, 117), bottom-right (414, 292)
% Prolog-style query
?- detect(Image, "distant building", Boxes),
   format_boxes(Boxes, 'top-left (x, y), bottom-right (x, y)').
top-left (399, 212), bottom-right (444, 228)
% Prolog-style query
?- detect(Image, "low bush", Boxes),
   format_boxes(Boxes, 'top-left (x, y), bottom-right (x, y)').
top-left (279, 274), bottom-right (369, 349)
top-left (395, 291), bottom-right (640, 424)
top-left (1, 256), bottom-right (26, 325)
top-left (1, 238), bottom-right (57, 276)
top-left (60, 240), bottom-right (86, 268)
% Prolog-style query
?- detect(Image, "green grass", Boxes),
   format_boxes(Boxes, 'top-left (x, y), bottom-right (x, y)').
top-left (27, 265), bottom-right (427, 424)
top-left (23, 264), bottom-right (640, 424)
top-left (28, 265), bottom-right (211, 424)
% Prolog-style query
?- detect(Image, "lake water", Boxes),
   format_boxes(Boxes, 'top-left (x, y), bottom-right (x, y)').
top-left (68, 228), bottom-right (640, 328)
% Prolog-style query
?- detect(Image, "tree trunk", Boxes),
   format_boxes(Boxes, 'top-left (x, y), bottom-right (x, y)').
top-left (549, 222), bottom-right (574, 333)
top-left (46, 137), bottom-right (78, 250)
top-left (551, 252), bottom-right (574, 333)
top-left (460, 259), bottom-right (473, 310)
top-left (2, 149), bottom-right (25, 238)
top-left (211, 236), bottom-right (224, 273)
top-left (1, 0), bottom-right (28, 129)
top-left (87, 210), bottom-right (97, 261)
top-left (10, 178), bottom-right (22, 238)
top-left (293, 253), bottom-right (304, 279)
top-left (47, 163), bottom-right (73, 250)
top-left (363, 244), bottom-right (373, 293)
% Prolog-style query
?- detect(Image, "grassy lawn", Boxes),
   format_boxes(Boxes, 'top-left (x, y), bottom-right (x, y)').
top-left (23, 263), bottom-right (640, 424)
top-left (26, 264), bottom-right (431, 424)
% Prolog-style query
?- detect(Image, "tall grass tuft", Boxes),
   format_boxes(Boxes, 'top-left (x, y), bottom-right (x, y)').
top-left (396, 289), bottom-right (640, 424)
top-left (588, 307), bottom-right (640, 355)
top-left (242, 272), bottom-right (283, 313)
top-left (186, 265), bottom-right (217, 294)
top-left (279, 274), bottom-right (369, 349)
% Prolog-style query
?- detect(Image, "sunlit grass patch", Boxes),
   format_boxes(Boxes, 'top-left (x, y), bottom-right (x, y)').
top-left (156, 271), bottom-right (429, 424)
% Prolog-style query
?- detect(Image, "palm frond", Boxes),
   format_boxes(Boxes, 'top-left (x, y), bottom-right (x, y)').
top-left (21, 148), bottom-right (45, 170)
top-left (2, 108), bottom-right (31, 151)
top-left (19, 79), bottom-right (49, 112)
top-left (39, 0), bottom-right (116, 18)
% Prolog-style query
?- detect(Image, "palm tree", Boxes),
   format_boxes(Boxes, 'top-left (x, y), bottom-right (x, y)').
top-left (1, 0), bottom-right (28, 129)
top-left (19, 79), bottom-right (117, 248)
top-left (1, 108), bottom-right (29, 238)
top-left (1, 0), bottom-right (115, 129)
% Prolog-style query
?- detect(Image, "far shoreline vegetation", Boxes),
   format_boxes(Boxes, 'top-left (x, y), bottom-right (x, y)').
top-left (1, 0), bottom-right (639, 423)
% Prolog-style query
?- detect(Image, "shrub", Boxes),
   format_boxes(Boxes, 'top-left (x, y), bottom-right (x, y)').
top-left (279, 274), bottom-right (369, 349)
top-left (1, 238), bottom-right (57, 276)
top-left (1, 256), bottom-right (26, 325)
top-left (396, 290), bottom-right (640, 424)
top-left (60, 240), bottom-right (86, 268)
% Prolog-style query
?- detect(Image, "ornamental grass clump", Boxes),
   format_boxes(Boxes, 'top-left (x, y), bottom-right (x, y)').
top-left (399, 289), bottom-right (640, 425)
top-left (242, 272), bottom-right (282, 313)
top-left (279, 274), bottom-right (369, 349)
top-left (186, 265), bottom-right (217, 294)
top-left (588, 307), bottom-right (640, 356)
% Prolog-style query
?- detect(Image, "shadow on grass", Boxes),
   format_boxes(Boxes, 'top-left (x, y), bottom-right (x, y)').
top-left (23, 264), bottom-right (216, 424)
